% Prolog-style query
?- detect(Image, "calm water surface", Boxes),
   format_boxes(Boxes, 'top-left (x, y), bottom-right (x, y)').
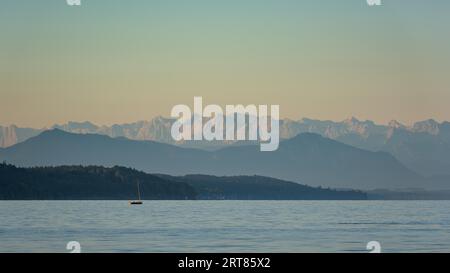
top-left (1, 201), bottom-right (450, 253)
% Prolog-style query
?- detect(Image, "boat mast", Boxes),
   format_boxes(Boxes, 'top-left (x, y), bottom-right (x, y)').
top-left (137, 181), bottom-right (141, 201)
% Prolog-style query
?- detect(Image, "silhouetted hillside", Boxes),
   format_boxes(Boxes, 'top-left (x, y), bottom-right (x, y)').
top-left (4, 118), bottom-right (450, 177)
top-left (159, 174), bottom-right (367, 200)
top-left (0, 129), bottom-right (424, 190)
top-left (0, 164), bottom-right (367, 200)
top-left (0, 163), bottom-right (196, 200)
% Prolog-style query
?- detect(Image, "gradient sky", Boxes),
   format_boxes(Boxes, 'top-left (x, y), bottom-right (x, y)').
top-left (1, 0), bottom-right (450, 128)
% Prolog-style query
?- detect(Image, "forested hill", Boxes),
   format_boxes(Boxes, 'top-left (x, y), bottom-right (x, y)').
top-left (158, 174), bottom-right (367, 200)
top-left (0, 163), bottom-right (196, 200)
top-left (0, 163), bottom-right (366, 200)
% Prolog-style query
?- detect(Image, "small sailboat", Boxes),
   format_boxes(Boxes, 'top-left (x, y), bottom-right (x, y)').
top-left (129, 181), bottom-right (143, 205)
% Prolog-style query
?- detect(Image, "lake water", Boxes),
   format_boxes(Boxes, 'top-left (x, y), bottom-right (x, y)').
top-left (1, 200), bottom-right (450, 253)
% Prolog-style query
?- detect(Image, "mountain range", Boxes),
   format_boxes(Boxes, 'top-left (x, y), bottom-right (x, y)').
top-left (0, 129), bottom-right (427, 190)
top-left (2, 117), bottom-right (450, 176)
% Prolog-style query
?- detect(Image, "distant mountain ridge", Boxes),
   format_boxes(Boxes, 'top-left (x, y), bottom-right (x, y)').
top-left (2, 117), bottom-right (450, 175)
top-left (0, 125), bottom-right (44, 148)
top-left (2, 117), bottom-right (448, 149)
top-left (0, 129), bottom-right (425, 190)
top-left (0, 117), bottom-right (177, 149)
top-left (280, 118), bottom-right (450, 176)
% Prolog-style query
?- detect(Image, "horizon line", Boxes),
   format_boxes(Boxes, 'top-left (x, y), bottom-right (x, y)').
top-left (1, 116), bottom-right (448, 130)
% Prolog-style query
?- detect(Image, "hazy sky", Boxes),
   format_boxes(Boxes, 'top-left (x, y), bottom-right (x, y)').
top-left (1, 0), bottom-right (450, 128)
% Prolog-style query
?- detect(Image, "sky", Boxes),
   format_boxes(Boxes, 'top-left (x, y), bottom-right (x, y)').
top-left (1, 0), bottom-right (450, 128)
